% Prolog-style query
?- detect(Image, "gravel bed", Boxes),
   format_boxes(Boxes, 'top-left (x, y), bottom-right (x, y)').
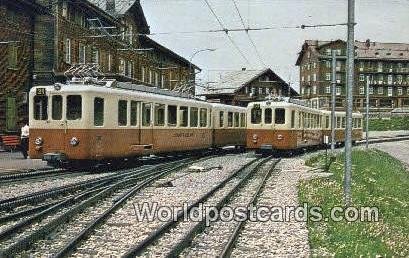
top-left (0, 172), bottom-right (117, 201)
top-left (230, 158), bottom-right (312, 257)
top-left (180, 158), bottom-right (278, 257)
top-left (70, 153), bottom-right (256, 257)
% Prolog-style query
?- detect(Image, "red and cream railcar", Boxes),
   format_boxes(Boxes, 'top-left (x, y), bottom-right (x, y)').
top-left (29, 80), bottom-right (245, 166)
top-left (321, 110), bottom-right (363, 145)
top-left (211, 103), bottom-right (247, 148)
top-left (246, 100), bottom-right (363, 153)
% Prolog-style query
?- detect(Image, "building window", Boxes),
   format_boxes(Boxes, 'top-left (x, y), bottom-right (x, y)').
top-left (325, 86), bottom-right (330, 94)
top-left (398, 87), bottom-right (403, 95)
top-left (407, 87), bottom-right (409, 95)
top-left (326, 49), bottom-right (331, 56)
top-left (325, 61), bottom-right (331, 68)
top-left (79, 43), bottom-right (86, 64)
top-left (108, 53), bottom-right (112, 72)
top-left (65, 39), bottom-right (71, 64)
top-left (91, 47), bottom-right (99, 65)
top-left (301, 76), bottom-right (304, 82)
top-left (359, 74), bottom-right (365, 82)
top-left (388, 87), bottom-right (393, 96)
top-left (336, 49), bottom-right (342, 55)
top-left (161, 75), bottom-right (165, 88)
top-left (397, 75), bottom-right (403, 84)
top-left (62, 1), bottom-right (68, 18)
top-left (119, 58), bottom-right (125, 75)
top-left (313, 73), bottom-right (317, 81)
top-left (8, 43), bottom-right (18, 69)
top-left (149, 70), bottom-right (153, 84)
top-left (313, 62), bottom-right (317, 69)
top-left (312, 86), bottom-right (317, 95)
top-left (378, 74), bottom-right (384, 83)
top-left (378, 87), bottom-right (383, 95)
top-left (307, 63), bottom-right (310, 70)
top-left (325, 73), bottom-right (331, 81)
top-left (369, 86), bottom-right (374, 95)
top-left (359, 86), bottom-right (364, 95)
top-left (155, 72), bottom-right (159, 86)
top-left (336, 86), bottom-right (341, 96)
top-left (307, 75), bottom-right (311, 82)
top-left (387, 75), bottom-right (393, 85)
top-left (377, 62), bottom-right (383, 71)
top-left (127, 61), bottom-right (133, 78)
top-left (141, 67), bottom-right (146, 82)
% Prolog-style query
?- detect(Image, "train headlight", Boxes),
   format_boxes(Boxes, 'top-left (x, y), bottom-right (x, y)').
top-left (277, 134), bottom-right (284, 140)
top-left (252, 134), bottom-right (258, 143)
top-left (70, 137), bottom-right (80, 146)
top-left (35, 137), bottom-right (43, 146)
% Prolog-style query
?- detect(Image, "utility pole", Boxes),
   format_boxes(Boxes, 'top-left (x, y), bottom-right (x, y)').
top-left (344, 0), bottom-right (355, 206)
top-left (331, 50), bottom-right (336, 152)
top-left (366, 77), bottom-right (370, 149)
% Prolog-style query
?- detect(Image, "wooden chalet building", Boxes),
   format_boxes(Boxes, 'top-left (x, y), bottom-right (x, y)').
top-left (0, 0), bottom-right (49, 132)
top-left (203, 68), bottom-right (298, 107)
top-left (0, 0), bottom-right (198, 133)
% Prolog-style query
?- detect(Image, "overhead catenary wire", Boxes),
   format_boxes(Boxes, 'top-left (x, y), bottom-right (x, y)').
top-left (231, 0), bottom-right (266, 68)
top-left (203, 0), bottom-right (251, 66)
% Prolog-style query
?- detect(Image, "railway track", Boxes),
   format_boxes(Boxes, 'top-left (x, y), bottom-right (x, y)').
top-left (114, 156), bottom-right (281, 257)
top-left (0, 154), bottom-right (216, 257)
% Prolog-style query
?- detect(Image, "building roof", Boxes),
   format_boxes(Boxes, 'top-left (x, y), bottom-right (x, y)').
top-left (203, 68), bottom-right (297, 95)
top-left (88, 0), bottom-right (150, 34)
top-left (296, 39), bottom-right (409, 65)
top-left (139, 35), bottom-right (200, 70)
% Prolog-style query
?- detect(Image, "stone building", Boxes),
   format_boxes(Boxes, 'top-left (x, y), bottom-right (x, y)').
top-left (0, 0), bottom-right (49, 132)
top-left (296, 39), bottom-right (409, 112)
top-left (202, 68), bottom-right (298, 107)
top-left (0, 0), bottom-right (198, 133)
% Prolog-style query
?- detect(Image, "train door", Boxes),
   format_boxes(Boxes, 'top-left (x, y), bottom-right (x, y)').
top-left (50, 94), bottom-right (67, 153)
top-left (140, 102), bottom-right (154, 148)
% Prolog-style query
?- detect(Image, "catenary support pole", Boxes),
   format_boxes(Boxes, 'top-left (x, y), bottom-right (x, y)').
top-left (331, 50), bottom-right (336, 152)
top-left (344, 0), bottom-right (355, 206)
top-left (366, 78), bottom-right (370, 149)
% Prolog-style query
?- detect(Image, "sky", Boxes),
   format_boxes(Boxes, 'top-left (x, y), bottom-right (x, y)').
top-left (140, 0), bottom-right (409, 92)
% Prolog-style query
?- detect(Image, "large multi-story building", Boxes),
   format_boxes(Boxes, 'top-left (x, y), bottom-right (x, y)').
top-left (0, 0), bottom-right (198, 133)
top-left (296, 39), bottom-right (409, 111)
top-left (202, 68), bottom-right (298, 107)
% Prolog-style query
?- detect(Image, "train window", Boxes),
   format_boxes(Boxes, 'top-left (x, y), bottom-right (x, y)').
top-left (179, 106), bottom-right (188, 127)
top-left (219, 111), bottom-right (224, 128)
top-left (275, 108), bottom-right (285, 124)
top-left (291, 110), bottom-right (295, 128)
top-left (168, 105), bottom-right (177, 127)
top-left (234, 113), bottom-right (240, 127)
top-left (118, 100), bottom-right (128, 126)
top-left (240, 113), bottom-right (246, 127)
top-left (130, 101), bottom-right (138, 126)
top-left (142, 103), bottom-right (152, 126)
top-left (67, 95), bottom-right (82, 120)
top-left (227, 112), bottom-right (233, 127)
top-left (265, 108), bottom-right (272, 124)
top-left (94, 98), bottom-right (104, 126)
top-left (190, 107), bottom-right (198, 127)
top-left (33, 96), bottom-right (48, 120)
top-left (154, 103), bottom-right (165, 126)
top-left (200, 108), bottom-right (207, 127)
top-left (251, 107), bottom-right (262, 124)
top-left (200, 108), bottom-right (208, 127)
top-left (52, 95), bottom-right (62, 120)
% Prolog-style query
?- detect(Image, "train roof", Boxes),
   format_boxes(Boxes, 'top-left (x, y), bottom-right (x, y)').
top-left (248, 98), bottom-right (321, 113)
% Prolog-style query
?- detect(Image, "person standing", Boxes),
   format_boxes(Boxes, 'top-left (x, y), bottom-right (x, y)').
top-left (21, 121), bottom-right (29, 159)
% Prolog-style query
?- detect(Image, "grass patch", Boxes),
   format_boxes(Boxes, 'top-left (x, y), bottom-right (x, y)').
top-left (367, 116), bottom-right (409, 131)
top-left (299, 149), bottom-right (409, 257)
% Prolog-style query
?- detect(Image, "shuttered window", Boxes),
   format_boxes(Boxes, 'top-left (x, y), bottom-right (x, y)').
top-left (6, 97), bottom-right (17, 131)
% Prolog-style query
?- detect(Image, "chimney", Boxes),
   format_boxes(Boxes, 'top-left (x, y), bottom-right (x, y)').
top-left (106, 0), bottom-right (115, 14)
top-left (242, 67), bottom-right (246, 71)
top-left (365, 39), bottom-right (370, 48)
